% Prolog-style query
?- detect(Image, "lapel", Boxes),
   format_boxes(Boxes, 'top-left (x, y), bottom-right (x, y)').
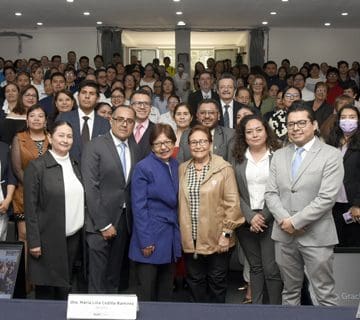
top-left (72, 109), bottom-right (82, 147)
top-left (92, 114), bottom-right (100, 139)
top-left (291, 138), bottom-right (322, 186)
top-left (127, 139), bottom-right (138, 186)
top-left (213, 126), bottom-right (224, 153)
top-left (103, 132), bottom-right (127, 185)
top-left (238, 159), bottom-right (250, 202)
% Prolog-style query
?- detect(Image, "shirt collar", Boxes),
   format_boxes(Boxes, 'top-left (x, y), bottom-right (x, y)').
top-left (78, 108), bottom-right (95, 120)
top-left (245, 148), bottom-right (271, 163)
top-left (294, 136), bottom-right (316, 152)
top-left (220, 99), bottom-right (234, 108)
top-left (110, 130), bottom-right (128, 147)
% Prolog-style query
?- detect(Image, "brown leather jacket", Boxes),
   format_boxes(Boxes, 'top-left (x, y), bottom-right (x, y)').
top-left (178, 154), bottom-right (244, 255)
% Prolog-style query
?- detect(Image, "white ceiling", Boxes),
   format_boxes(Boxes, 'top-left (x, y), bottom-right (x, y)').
top-left (1, 0), bottom-right (360, 30)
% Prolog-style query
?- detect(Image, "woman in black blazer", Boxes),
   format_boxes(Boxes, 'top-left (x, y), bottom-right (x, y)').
top-left (24, 121), bottom-right (84, 299)
top-left (0, 142), bottom-right (16, 240)
top-left (327, 105), bottom-right (360, 247)
top-left (229, 114), bottom-right (283, 304)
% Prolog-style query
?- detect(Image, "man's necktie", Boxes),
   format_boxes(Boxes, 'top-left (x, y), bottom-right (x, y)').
top-left (134, 124), bottom-right (143, 144)
top-left (81, 116), bottom-right (90, 145)
top-left (291, 147), bottom-right (305, 179)
top-left (118, 142), bottom-right (127, 179)
top-left (223, 105), bottom-right (230, 128)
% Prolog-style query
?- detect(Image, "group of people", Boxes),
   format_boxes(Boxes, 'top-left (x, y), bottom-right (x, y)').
top-left (0, 52), bottom-right (359, 307)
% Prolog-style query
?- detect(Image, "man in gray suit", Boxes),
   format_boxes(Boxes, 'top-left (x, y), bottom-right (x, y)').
top-left (265, 101), bottom-right (344, 306)
top-left (177, 98), bottom-right (234, 162)
top-left (82, 106), bottom-right (141, 293)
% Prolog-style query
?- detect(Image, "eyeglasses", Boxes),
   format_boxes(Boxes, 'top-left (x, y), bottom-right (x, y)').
top-left (286, 120), bottom-right (310, 130)
top-left (111, 95), bottom-right (124, 99)
top-left (294, 78), bottom-right (304, 82)
top-left (131, 101), bottom-right (151, 107)
top-left (189, 139), bottom-right (209, 147)
top-left (152, 140), bottom-right (174, 148)
top-left (24, 93), bottom-right (37, 98)
top-left (198, 110), bottom-right (218, 117)
top-left (284, 93), bottom-right (300, 99)
top-left (253, 82), bottom-right (263, 86)
top-left (112, 117), bottom-right (135, 126)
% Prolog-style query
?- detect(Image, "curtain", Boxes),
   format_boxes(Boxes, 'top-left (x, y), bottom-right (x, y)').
top-left (249, 28), bottom-right (265, 68)
top-left (99, 27), bottom-right (122, 65)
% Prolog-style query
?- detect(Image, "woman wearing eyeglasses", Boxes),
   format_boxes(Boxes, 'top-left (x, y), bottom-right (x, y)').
top-left (129, 123), bottom-right (181, 301)
top-left (268, 86), bottom-right (302, 140)
top-left (178, 124), bottom-right (244, 303)
top-left (249, 74), bottom-right (275, 116)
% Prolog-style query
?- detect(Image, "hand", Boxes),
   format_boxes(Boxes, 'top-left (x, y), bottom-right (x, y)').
top-left (280, 218), bottom-right (296, 234)
top-left (250, 213), bottom-right (267, 233)
top-left (350, 206), bottom-right (360, 224)
top-left (0, 198), bottom-right (11, 214)
top-left (29, 247), bottom-right (42, 258)
top-left (142, 245), bottom-right (155, 257)
top-left (101, 226), bottom-right (117, 240)
top-left (218, 234), bottom-right (230, 253)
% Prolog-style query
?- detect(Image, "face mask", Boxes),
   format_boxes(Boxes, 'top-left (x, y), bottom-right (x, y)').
top-left (339, 119), bottom-right (358, 134)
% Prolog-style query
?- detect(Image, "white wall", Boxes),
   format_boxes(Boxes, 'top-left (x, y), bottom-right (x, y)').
top-left (0, 27), bottom-right (100, 62)
top-left (268, 27), bottom-right (360, 67)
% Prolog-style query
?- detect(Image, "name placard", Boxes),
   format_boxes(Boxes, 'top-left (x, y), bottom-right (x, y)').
top-left (67, 294), bottom-right (138, 320)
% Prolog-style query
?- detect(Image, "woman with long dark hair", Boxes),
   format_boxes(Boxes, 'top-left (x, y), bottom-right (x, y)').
top-left (230, 114), bottom-right (283, 304)
top-left (326, 105), bottom-right (360, 247)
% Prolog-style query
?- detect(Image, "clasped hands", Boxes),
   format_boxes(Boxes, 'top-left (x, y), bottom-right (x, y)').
top-left (280, 217), bottom-right (305, 235)
top-left (350, 206), bottom-right (360, 224)
top-left (249, 213), bottom-right (267, 233)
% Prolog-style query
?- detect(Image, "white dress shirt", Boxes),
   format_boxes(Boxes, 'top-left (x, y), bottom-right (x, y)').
top-left (220, 99), bottom-right (234, 128)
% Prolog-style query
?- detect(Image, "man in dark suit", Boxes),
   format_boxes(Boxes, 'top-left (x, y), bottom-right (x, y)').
top-left (177, 99), bottom-right (234, 163)
top-left (188, 71), bottom-right (219, 126)
top-left (217, 73), bottom-right (244, 129)
top-left (57, 80), bottom-right (110, 162)
top-left (39, 72), bottom-right (66, 115)
top-left (129, 89), bottom-right (155, 157)
top-left (82, 106), bottom-right (141, 293)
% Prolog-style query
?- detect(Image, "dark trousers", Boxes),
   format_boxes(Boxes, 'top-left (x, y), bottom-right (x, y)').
top-left (184, 251), bottom-right (231, 303)
top-left (333, 202), bottom-right (360, 247)
top-left (135, 262), bottom-right (175, 301)
top-left (236, 224), bottom-right (283, 304)
top-left (87, 213), bottom-right (129, 293)
top-left (35, 231), bottom-right (80, 300)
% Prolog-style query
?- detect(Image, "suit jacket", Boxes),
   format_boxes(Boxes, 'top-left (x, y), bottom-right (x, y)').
top-left (217, 99), bottom-right (244, 129)
top-left (0, 141), bottom-right (16, 199)
top-left (81, 132), bottom-right (142, 234)
top-left (57, 109), bottom-right (110, 163)
top-left (188, 90), bottom-right (219, 126)
top-left (128, 121), bottom-right (155, 158)
top-left (265, 137), bottom-right (344, 246)
top-left (176, 125), bottom-right (235, 163)
top-left (343, 146), bottom-right (360, 207)
top-left (24, 151), bottom-right (82, 287)
top-left (231, 156), bottom-right (273, 225)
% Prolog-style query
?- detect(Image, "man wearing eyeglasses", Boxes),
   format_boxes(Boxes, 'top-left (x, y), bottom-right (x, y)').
top-left (177, 99), bottom-right (234, 162)
top-left (82, 106), bottom-right (142, 293)
top-left (129, 89), bottom-right (155, 157)
top-left (265, 101), bottom-right (344, 306)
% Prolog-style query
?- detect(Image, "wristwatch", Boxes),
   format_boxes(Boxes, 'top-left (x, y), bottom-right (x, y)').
top-left (222, 231), bottom-right (232, 238)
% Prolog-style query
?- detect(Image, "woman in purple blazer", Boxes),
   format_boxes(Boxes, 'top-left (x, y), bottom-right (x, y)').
top-left (129, 123), bottom-right (181, 301)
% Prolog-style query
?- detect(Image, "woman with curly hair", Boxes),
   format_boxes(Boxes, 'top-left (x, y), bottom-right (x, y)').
top-left (229, 114), bottom-right (283, 304)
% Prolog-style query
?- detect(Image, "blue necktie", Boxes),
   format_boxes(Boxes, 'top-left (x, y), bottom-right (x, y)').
top-left (118, 142), bottom-right (127, 179)
top-left (291, 147), bottom-right (305, 179)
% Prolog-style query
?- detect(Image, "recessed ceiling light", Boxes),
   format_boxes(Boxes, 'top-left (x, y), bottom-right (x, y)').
top-left (15, 12), bottom-right (22, 16)
top-left (176, 11), bottom-right (183, 15)
top-left (324, 22), bottom-right (331, 26)
top-left (270, 11), bottom-right (277, 15)
top-left (37, 22), bottom-right (43, 26)
top-left (173, 0), bottom-right (181, 2)
top-left (341, 12), bottom-right (349, 16)
top-left (281, 0), bottom-right (288, 2)
top-left (83, 11), bottom-right (90, 16)
top-left (96, 21), bottom-right (103, 25)
top-left (66, 0), bottom-right (74, 2)
top-left (177, 21), bottom-right (186, 26)
top-left (262, 21), bottom-right (269, 25)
